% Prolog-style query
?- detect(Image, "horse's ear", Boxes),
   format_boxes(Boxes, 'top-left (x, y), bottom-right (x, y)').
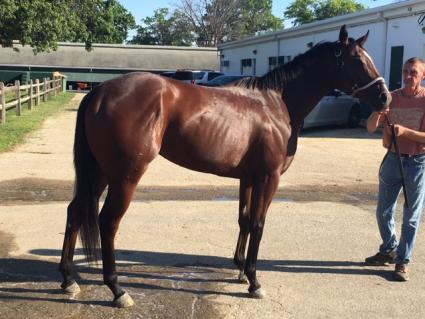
top-left (339, 25), bottom-right (349, 45)
top-left (356, 30), bottom-right (369, 47)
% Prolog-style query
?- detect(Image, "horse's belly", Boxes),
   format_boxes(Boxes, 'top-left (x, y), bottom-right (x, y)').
top-left (159, 132), bottom-right (248, 177)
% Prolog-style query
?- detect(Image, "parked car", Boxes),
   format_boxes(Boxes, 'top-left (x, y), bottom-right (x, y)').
top-left (200, 75), bottom-right (247, 87)
top-left (303, 89), bottom-right (363, 129)
top-left (161, 70), bottom-right (224, 84)
top-left (159, 71), bottom-right (176, 78)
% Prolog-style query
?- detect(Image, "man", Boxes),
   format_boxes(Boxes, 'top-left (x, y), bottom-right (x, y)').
top-left (365, 57), bottom-right (425, 281)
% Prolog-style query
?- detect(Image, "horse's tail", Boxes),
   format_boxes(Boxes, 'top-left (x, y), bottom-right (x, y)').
top-left (74, 92), bottom-right (100, 263)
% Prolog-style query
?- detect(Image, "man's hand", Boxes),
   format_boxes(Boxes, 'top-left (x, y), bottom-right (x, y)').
top-left (393, 124), bottom-right (409, 137)
top-left (367, 108), bottom-right (389, 133)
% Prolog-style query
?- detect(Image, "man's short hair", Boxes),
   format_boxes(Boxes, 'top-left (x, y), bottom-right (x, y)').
top-left (405, 57), bottom-right (425, 68)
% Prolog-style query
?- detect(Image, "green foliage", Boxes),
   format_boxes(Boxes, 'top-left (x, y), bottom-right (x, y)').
top-left (0, 92), bottom-right (75, 152)
top-left (0, 0), bottom-right (135, 53)
top-left (284, 0), bottom-right (365, 26)
top-left (239, 0), bottom-right (283, 37)
top-left (129, 8), bottom-right (193, 46)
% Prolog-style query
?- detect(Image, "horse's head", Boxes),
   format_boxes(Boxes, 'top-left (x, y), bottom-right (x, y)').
top-left (333, 25), bottom-right (391, 112)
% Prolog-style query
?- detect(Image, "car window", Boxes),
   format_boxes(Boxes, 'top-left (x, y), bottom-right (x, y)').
top-left (160, 72), bottom-right (176, 78)
top-left (174, 71), bottom-right (194, 80)
top-left (192, 72), bottom-right (205, 80)
top-left (207, 72), bottom-right (223, 81)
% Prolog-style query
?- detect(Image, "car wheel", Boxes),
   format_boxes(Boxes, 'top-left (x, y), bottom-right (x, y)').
top-left (347, 104), bottom-right (361, 128)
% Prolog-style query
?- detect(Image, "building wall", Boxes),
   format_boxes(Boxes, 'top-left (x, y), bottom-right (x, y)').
top-left (385, 14), bottom-right (425, 80)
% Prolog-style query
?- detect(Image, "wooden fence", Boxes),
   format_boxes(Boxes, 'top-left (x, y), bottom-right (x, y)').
top-left (0, 77), bottom-right (62, 124)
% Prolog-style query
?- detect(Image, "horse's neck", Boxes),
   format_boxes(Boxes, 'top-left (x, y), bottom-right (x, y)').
top-left (283, 65), bottom-right (334, 127)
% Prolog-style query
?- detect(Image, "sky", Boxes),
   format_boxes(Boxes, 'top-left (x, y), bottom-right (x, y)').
top-left (118, 0), bottom-right (398, 38)
top-left (118, 0), bottom-right (397, 23)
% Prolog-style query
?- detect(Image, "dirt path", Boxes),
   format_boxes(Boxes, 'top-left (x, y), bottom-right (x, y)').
top-left (1, 93), bottom-right (425, 318)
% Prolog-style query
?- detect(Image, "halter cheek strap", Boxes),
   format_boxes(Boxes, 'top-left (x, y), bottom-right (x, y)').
top-left (351, 77), bottom-right (385, 97)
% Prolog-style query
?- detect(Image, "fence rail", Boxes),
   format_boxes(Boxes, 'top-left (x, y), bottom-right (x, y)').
top-left (0, 77), bottom-right (62, 124)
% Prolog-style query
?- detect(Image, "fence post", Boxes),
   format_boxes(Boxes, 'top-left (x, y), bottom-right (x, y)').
top-left (43, 78), bottom-right (47, 102)
top-left (15, 80), bottom-right (21, 116)
top-left (29, 79), bottom-right (34, 110)
top-left (36, 79), bottom-right (40, 106)
top-left (0, 82), bottom-right (5, 123)
top-left (46, 78), bottom-right (52, 100)
top-left (53, 78), bottom-right (57, 97)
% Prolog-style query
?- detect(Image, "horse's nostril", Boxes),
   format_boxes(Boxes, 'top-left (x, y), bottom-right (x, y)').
top-left (380, 93), bottom-right (388, 104)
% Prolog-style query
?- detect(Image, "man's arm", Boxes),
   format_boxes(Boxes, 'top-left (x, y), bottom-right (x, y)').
top-left (394, 125), bottom-right (425, 143)
top-left (367, 110), bottom-right (387, 133)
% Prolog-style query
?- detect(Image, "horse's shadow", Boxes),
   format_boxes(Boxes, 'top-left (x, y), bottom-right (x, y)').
top-left (4, 248), bottom-right (396, 280)
top-left (0, 249), bottom-right (395, 306)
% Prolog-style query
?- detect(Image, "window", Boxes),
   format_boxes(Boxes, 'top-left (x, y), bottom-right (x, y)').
top-left (268, 57), bottom-right (277, 71)
top-left (277, 55), bottom-right (292, 66)
top-left (221, 60), bottom-right (229, 67)
top-left (241, 58), bottom-right (255, 75)
top-left (241, 59), bottom-right (252, 67)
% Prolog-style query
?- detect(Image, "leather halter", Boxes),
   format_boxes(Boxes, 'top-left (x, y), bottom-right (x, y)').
top-left (350, 77), bottom-right (385, 97)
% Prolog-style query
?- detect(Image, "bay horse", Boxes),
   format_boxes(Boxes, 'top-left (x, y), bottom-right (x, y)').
top-left (59, 25), bottom-right (391, 307)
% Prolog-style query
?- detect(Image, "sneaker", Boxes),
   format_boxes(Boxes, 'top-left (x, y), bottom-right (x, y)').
top-left (393, 264), bottom-right (409, 281)
top-left (365, 251), bottom-right (396, 266)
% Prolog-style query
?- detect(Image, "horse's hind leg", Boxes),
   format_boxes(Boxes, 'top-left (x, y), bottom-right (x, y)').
top-left (59, 178), bottom-right (107, 294)
top-left (98, 180), bottom-right (139, 308)
top-left (234, 178), bottom-right (252, 283)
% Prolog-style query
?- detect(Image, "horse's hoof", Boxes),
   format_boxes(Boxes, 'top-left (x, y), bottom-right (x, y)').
top-left (62, 281), bottom-right (80, 295)
top-left (249, 287), bottom-right (266, 299)
top-left (238, 270), bottom-right (248, 283)
top-left (114, 292), bottom-right (134, 308)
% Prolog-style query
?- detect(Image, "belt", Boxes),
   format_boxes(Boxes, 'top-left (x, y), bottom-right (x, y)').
top-left (393, 152), bottom-right (422, 158)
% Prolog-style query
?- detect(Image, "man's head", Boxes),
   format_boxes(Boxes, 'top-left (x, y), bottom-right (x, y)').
top-left (402, 57), bottom-right (425, 90)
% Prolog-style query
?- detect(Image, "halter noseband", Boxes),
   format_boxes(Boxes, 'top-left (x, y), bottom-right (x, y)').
top-left (350, 77), bottom-right (385, 97)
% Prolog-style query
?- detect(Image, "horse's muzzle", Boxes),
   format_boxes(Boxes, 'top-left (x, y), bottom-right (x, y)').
top-left (378, 92), bottom-right (392, 110)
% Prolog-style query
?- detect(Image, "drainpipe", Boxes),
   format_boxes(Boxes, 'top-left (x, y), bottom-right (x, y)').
top-left (380, 11), bottom-right (389, 82)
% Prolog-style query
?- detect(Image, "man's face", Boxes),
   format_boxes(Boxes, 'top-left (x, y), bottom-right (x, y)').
top-left (402, 62), bottom-right (425, 89)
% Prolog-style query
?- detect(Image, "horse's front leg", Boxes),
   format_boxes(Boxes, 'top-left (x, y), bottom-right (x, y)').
top-left (99, 181), bottom-right (137, 308)
top-left (234, 178), bottom-right (252, 283)
top-left (244, 171), bottom-right (280, 298)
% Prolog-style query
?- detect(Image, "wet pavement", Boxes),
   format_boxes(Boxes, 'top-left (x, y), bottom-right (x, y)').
top-left (0, 177), bottom-right (378, 208)
top-left (0, 229), bottom-right (227, 319)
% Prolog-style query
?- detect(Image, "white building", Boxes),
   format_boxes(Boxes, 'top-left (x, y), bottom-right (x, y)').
top-left (218, 0), bottom-right (425, 90)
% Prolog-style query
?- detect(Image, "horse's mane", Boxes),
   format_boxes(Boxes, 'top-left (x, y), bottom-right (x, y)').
top-left (234, 41), bottom-right (337, 90)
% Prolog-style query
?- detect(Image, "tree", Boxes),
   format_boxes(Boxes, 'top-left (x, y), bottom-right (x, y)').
top-left (0, 0), bottom-right (135, 53)
top-left (129, 8), bottom-right (193, 46)
top-left (239, 0), bottom-right (283, 37)
top-left (175, 0), bottom-right (282, 47)
top-left (284, 0), bottom-right (365, 26)
top-left (70, 0), bottom-right (136, 48)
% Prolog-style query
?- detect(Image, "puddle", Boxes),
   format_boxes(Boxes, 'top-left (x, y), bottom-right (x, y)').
top-left (0, 177), bottom-right (378, 208)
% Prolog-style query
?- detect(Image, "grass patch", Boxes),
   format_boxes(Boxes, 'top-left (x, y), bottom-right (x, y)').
top-left (0, 92), bottom-right (76, 153)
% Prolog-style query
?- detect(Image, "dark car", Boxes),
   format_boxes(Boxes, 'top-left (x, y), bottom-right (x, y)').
top-left (160, 70), bottom-right (223, 84)
top-left (200, 75), bottom-right (247, 87)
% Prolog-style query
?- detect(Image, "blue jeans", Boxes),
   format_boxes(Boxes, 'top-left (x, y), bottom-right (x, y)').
top-left (377, 152), bottom-right (425, 264)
